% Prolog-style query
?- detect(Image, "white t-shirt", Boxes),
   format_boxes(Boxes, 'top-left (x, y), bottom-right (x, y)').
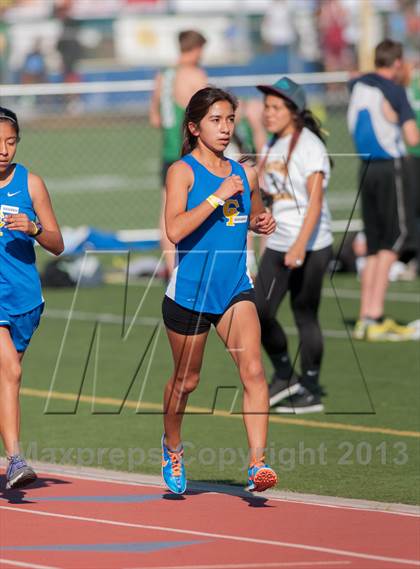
top-left (262, 127), bottom-right (333, 252)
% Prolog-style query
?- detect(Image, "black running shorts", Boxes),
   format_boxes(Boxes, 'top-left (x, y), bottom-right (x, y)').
top-left (162, 289), bottom-right (256, 335)
top-left (359, 158), bottom-right (416, 256)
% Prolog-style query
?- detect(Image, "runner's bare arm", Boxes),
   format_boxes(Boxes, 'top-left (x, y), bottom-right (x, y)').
top-left (28, 173), bottom-right (64, 255)
top-left (284, 171), bottom-right (324, 268)
top-left (150, 73), bottom-right (162, 128)
top-left (402, 119), bottom-right (420, 147)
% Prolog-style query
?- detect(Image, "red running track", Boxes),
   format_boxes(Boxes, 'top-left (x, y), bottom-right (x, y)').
top-left (0, 467), bottom-right (419, 569)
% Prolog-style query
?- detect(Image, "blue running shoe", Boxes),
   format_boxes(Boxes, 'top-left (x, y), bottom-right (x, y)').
top-left (5, 455), bottom-right (37, 490)
top-left (161, 435), bottom-right (186, 494)
top-left (246, 456), bottom-right (277, 492)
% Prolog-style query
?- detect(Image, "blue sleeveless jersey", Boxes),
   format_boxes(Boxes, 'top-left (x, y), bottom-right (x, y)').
top-left (0, 164), bottom-right (43, 316)
top-left (166, 154), bottom-right (253, 314)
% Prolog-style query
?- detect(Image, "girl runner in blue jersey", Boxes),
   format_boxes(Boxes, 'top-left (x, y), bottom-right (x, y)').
top-left (161, 87), bottom-right (278, 494)
top-left (0, 107), bottom-right (64, 489)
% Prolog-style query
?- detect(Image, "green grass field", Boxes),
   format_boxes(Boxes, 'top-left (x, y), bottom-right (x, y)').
top-left (6, 109), bottom-right (420, 505)
top-left (19, 273), bottom-right (420, 505)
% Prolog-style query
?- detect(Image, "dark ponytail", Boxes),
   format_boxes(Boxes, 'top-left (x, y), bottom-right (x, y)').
top-left (295, 109), bottom-right (327, 145)
top-left (181, 86), bottom-right (238, 156)
top-left (281, 97), bottom-right (325, 144)
top-left (281, 97), bottom-right (332, 167)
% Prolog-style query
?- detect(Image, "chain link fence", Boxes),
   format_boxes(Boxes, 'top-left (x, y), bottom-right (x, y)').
top-left (1, 73), bottom-right (360, 235)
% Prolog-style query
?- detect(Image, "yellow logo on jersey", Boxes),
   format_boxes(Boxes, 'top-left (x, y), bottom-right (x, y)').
top-left (223, 199), bottom-right (239, 227)
top-left (0, 210), bottom-right (5, 237)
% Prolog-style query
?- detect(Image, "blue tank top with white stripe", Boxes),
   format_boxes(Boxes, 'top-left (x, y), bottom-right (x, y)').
top-left (0, 164), bottom-right (43, 315)
top-left (166, 154), bottom-right (253, 314)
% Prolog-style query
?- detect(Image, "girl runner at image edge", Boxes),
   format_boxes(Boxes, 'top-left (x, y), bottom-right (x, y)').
top-left (0, 107), bottom-right (64, 489)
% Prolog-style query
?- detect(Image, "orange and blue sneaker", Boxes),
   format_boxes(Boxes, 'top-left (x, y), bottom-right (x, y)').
top-left (161, 435), bottom-right (186, 494)
top-left (5, 455), bottom-right (37, 490)
top-left (246, 456), bottom-right (277, 492)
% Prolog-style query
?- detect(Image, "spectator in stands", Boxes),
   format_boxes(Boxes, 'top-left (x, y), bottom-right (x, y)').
top-left (20, 40), bottom-right (47, 85)
top-left (318, 0), bottom-right (350, 72)
top-left (347, 39), bottom-right (419, 341)
top-left (149, 30), bottom-right (207, 278)
top-left (261, 0), bottom-right (297, 73)
top-left (56, 16), bottom-right (82, 84)
top-left (0, 19), bottom-right (8, 84)
top-left (0, 0), bottom-right (13, 16)
top-left (404, 1), bottom-right (420, 54)
top-left (54, 0), bottom-right (83, 112)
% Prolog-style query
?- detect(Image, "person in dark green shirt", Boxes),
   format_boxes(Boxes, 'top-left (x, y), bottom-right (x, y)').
top-left (149, 30), bottom-right (207, 277)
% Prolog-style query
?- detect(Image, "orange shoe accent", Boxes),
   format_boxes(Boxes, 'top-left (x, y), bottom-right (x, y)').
top-left (250, 455), bottom-right (266, 468)
top-left (249, 456), bottom-right (278, 492)
top-left (166, 449), bottom-right (183, 477)
top-left (252, 467), bottom-right (278, 492)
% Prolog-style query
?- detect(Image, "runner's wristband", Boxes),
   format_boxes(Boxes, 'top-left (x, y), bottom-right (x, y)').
top-left (30, 221), bottom-right (43, 237)
top-left (206, 194), bottom-right (225, 209)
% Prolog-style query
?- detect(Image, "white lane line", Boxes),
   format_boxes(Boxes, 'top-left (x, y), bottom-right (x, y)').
top-left (44, 308), bottom-right (158, 327)
top-left (46, 175), bottom-right (157, 194)
top-left (43, 307), bottom-right (419, 341)
top-left (125, 562), bottom-right (352, 569)
top-left (40, 309), bottom-right (347, 340)
top-left (44, 271), bottom-right (419, 304)
top-left (323, 288), bottom-right (420, 304)
top-left (0, 559), bottom-right (61, 569)
top-left (1, 507), bottom-right (419, 567)
top-left (105, 277), bottom-right (420, 304)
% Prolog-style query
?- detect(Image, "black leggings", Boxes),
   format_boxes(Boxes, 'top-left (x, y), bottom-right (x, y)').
top-left (255, 246), bottom-right (332, 383)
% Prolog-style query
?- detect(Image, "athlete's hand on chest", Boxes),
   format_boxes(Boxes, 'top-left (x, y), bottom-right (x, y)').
top-left (4, 213), bottom-right (37, 236)
top-left (215, 175), bottom-right (244, 201)
top-left (251, 211), bottom-right (276, 235)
